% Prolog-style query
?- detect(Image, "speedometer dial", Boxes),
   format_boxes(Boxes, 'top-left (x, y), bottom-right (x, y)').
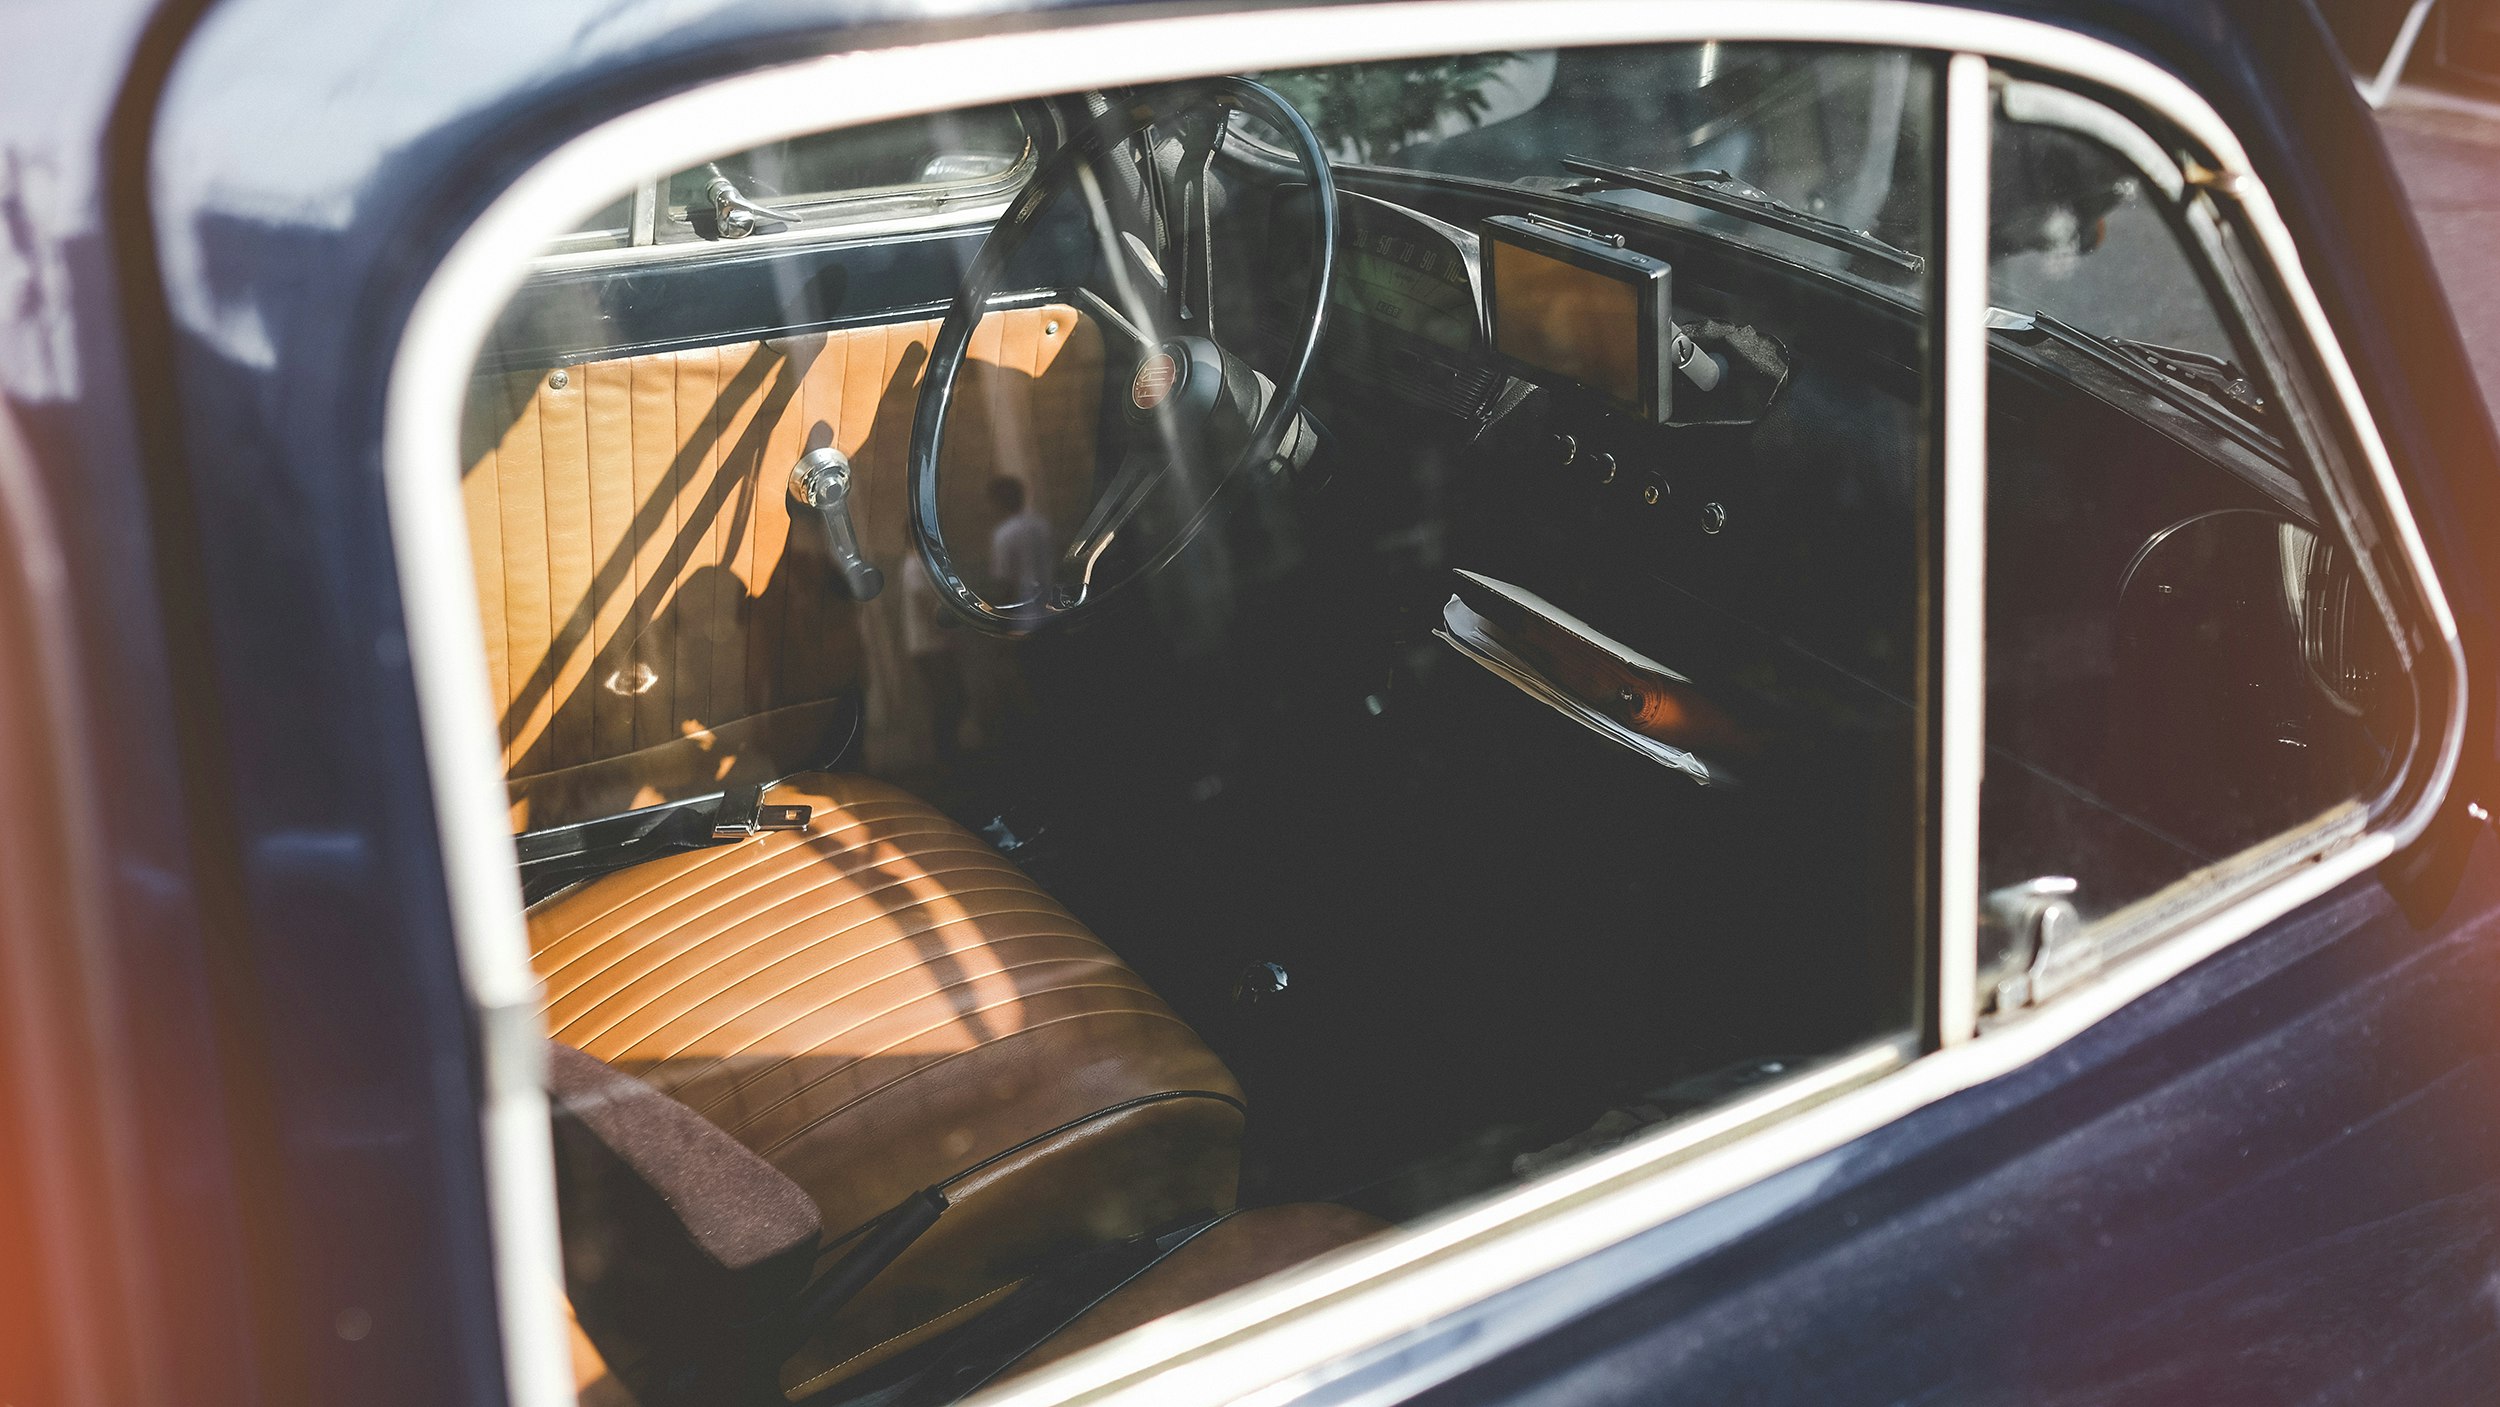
top-left (1266, 189), bottom-right (1498, 420)
top-left (1334, 226), bottom-right (1478, 349)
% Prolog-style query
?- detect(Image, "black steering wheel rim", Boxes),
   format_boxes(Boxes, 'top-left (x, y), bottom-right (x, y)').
top-left (906, 76), bottom-right (1337, 634)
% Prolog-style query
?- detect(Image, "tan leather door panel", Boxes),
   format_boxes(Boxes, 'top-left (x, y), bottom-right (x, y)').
top-left (462, 303), bottom-right (1103, 831)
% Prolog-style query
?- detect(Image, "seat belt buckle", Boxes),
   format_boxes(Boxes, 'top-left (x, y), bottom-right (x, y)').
top-left (711, 784), bottom-right (813, 841)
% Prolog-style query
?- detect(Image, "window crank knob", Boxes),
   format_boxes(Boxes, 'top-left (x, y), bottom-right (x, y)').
top-left (789, 447), bottom-right (885, 601)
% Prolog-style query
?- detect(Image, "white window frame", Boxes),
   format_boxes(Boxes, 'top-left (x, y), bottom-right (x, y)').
top-left (381, 6), bottom-right (2466, 1407)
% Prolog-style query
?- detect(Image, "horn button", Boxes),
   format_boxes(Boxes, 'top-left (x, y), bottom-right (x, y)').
top-left (1130, 350), bottom-right (1181, 411)
top-left (1124, 338), bottom-right (1232, 428)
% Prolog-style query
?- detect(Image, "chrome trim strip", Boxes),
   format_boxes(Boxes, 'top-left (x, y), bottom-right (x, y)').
top-left (528, 198), bottom-right (1014, 275)
top-left (1020, 1037), bottom-right (1918, 1407)
top-left (628, 182), bottom-right (657, 247)
top-left (376, 6), bottom-right (2467, 1406)
top-left (386, 189), bottom-right (574, 1407)
top-left (2225, 183), bottom-right (2467, 853)
top-left (1936, 52), bottom-right (1991, 1048)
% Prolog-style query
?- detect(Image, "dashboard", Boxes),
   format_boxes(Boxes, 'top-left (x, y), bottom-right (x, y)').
top-left (1231, 164), bottom-right (2390, 934)
top-left (1265, 187), bottom-right (1777, 440)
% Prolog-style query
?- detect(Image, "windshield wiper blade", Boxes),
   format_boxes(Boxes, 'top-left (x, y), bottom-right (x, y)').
top-left (1989, 309), bottom-right (2279, 460)
top-left (1558, 155), bottom-right (1924, 274)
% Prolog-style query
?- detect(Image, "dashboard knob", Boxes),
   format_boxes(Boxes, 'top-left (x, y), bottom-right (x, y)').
top-left (1553, 433), bottom-right (1578, 467)
top-left (1592, 452), bottom-right (1618, 485)
top-left (1232, 961), bottom-right (1291, 1007)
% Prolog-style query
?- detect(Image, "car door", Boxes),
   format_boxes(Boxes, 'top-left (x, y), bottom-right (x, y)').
top-left (91, 2), bottom-right (2500, 1406)
top-left (399, 17), bottom-right (2480, 1405)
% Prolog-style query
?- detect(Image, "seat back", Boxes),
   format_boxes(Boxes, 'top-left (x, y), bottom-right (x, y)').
top-left (462, 304), bottom-right (1104, 830)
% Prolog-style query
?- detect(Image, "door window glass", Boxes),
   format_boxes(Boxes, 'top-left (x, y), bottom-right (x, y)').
top-left (1976, 72), bottom-right (2416, 1010)
top-left (1987, 80), bottom-right (2233, 359)
top-left (550, 193), bottom-right (634, 254)
top-left (656, 104), bottom-right (1033, 242)
top-left (461, 44), bottom-right (1946, 1404)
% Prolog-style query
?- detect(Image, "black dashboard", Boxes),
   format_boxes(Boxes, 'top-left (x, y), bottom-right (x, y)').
top-left (1223, 163), bottom-right (2399, 941)
top-left (1255, 182), bottom-right (1797, 449)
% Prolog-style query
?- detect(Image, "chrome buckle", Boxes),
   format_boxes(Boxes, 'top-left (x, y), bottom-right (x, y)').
top-left (711, 784), bottom-right (812, 841)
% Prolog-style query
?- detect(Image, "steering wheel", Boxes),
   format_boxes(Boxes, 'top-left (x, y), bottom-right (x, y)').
top-left (906, 77), bottom-right (1337, 633)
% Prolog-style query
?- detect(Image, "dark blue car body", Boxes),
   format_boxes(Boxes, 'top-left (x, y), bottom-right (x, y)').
top-left (6, 2), bottom-right (2500, 1403)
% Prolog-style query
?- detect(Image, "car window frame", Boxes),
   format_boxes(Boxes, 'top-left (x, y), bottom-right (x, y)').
top-left (379, 7), bottom-right (2467, 1407)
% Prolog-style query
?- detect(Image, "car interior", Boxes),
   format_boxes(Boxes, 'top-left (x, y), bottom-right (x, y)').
top-left (453, 43), bottom-right (2418, 1406)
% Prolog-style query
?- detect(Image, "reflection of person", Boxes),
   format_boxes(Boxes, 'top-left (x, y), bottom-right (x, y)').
top-left (897, 551), bottom-right (967, 765)
top-left (987, 476), bottom-right (1053, 604)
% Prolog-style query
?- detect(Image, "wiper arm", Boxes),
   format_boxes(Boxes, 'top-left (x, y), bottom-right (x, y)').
top-left (1558, 155), bottom-right (1923, 274)
top-left (2105, 335), bottom-right (2267, 417)
top-left (1989, 308), bottom-right (2279, 461)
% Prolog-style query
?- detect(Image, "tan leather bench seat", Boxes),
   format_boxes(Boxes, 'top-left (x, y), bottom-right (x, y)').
top-left (531, 772), bottom-right (1245, 1394)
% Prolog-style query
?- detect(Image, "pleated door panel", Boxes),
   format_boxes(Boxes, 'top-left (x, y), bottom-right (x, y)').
top-left (461, 303), bottom-right (1105, 830)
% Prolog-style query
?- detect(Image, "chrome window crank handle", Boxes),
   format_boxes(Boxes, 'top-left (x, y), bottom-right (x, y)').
top-left (789, 448), bottom-right (885, 601)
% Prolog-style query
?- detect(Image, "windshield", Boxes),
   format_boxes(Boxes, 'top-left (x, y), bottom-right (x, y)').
top-left (1261, 44), bottom-right (1933, 283)
top-left (1988, 98), bottom-right (2238, 365)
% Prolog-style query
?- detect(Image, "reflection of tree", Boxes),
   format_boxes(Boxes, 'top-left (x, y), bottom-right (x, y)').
top-left (1264, 56), bottom-right (1518, 163)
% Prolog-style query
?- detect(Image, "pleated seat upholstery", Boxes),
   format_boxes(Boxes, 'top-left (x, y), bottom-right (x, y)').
top-left (530, 772), bottom-right (1246, 1395)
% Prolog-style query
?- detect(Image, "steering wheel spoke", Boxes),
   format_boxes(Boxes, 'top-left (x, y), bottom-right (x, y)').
top-left (1168, 105), bottom-right (1228, 337)
top-left (907, 78), bottom-right (1336, 634)
top-left (1057, 440), bottom-right (1169, 605)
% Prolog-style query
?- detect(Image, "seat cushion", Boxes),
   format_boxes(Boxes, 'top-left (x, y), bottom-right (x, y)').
top-left (1009, 1204), bottom-right (1391, 1378)
top-left (529, 772), bottom-right (1246, 1392)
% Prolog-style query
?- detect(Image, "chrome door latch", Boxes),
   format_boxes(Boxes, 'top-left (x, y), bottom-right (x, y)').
top-left (706, 173), bottom-right (800, 238)
top-left (1984, 876), bottom-right (2097, 1014)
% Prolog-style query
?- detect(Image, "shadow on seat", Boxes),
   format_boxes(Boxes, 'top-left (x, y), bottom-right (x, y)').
top-left (549, 1037), bottom-right (1385, 1407)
